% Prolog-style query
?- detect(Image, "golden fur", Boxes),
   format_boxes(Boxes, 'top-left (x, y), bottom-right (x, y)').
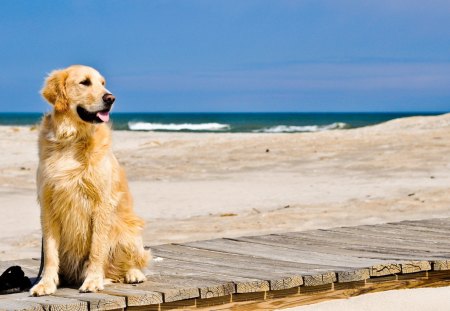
top-left (30, 65), bottom-right (150, 296)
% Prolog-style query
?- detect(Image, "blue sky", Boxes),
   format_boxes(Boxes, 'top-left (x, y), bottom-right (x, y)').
top-left (0, 1), bottom-right (449, 112)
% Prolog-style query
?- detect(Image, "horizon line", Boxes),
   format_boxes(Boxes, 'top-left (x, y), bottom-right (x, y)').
top-left (0, 111), bottom-right (447, 114)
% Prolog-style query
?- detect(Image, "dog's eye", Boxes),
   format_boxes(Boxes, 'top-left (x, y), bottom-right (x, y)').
top-left (80, 79), bottom-right (91, 86)
top-left (101, 80), bottom-right (105, 86)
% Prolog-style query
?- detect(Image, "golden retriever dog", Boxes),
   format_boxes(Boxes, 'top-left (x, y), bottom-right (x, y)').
top-left (30, 65), bottom-right (150, 296)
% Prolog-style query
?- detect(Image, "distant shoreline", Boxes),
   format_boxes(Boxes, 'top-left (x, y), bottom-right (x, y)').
top-left (0, 112), bottom-right (445, 133)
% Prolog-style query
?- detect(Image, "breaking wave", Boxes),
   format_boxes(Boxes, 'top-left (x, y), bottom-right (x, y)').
top-left (254, 122), bottom-right (349, 133)
top-left (128, 122), bottom-right (230, 131)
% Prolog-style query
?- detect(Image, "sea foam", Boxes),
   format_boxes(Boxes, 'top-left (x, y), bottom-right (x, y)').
top-left (128, 122), bottom-right (230, 131)
top-left (254, 122), bottom-right (349, 133)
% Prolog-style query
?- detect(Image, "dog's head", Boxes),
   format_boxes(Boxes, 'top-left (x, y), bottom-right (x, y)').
top-left (42, 65), bottom-right (115, 124)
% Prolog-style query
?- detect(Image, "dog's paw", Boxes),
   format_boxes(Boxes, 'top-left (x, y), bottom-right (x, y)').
top-left (30, 279), bottom-right (57, 296)
top-left (79, 274), bottom-right (104, 293)
top-left (125, 268), bottom-right (146, 284)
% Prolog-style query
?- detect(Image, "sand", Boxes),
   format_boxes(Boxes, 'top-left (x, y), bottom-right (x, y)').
top-left (0, 113), bottom-right (450, 309)
top-left (280, 286), bottom-right (450, 311)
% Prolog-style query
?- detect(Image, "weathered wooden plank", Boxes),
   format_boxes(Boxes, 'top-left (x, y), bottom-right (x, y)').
top-left (194, 268), bottom-right (450, 311)
top-left (235, 234), bottom-right (423, 265)
top-left (184, 238), bottom-right (382, 268)
top-left (1, 217), bottom-right (450, 310)
top-left (399, 219), bottom-right (450, 230)
top-left (364, 225), bottom-right (450, 242)
top-left (102, 287), bottom-right (163, 306)
top-left (152, 255), bottom-right (300, 291)
top-left (269, 277), bottom-right (302, 291)
top-left (21, 296), bottom-right (88, 311)
top-left (155, 264), bottom-right (270, 293)
top-left (53, 288), bottom-right (126, 311)
top-left (184, 239), bottom-right (379, 285)
top-left (201, 235), bottom-right (394, 282)
top-left (148, 266), bottom-right (239, 298)
top-left (146, 273), bottom-right (235, 301)
top-left (275, 233), bottom-right (411, 259)
top-left (369, 263), bottom-right (402, 277)
top-left (283, 229), bottom-right (450, 254)
top-left (330, 225), bottom-right (450, 248)
top-left (336, 269), bottom-right (370, 283)
top-left (153, 243), bottom-right (342, 279)
top-left (152, 243), bottom-right (347, 271)
top-left (200, 283), bottom-right (235, 299)
top-left (401, 261), bottom-right (432, 274)
top-left (433, 260), bottom-right (450, 271)
top-left (281, 230), bottom-right (450, 258)
top-left (302, 272), bottom-right (336, 286)
top-left (335, 242), bottom-right (449, 261)
top-left (0, 299), bottom-right (43, 311)
top-left (134, 281), bottom-right (198, 303)
top-left (300, 227), bottom-right (434, 276)
top-left (421, 218), bottom-right (450, 228)
top-left (108, 273), bottom-right (230, 303)
top-left (156, 252), bottom-right (331, 288)
top-left (386, 222), bottom-right (450, 234)
top-left (152, 244), bottom-right (341, 289)
top-left (233, 280), bottom-right (270, 294)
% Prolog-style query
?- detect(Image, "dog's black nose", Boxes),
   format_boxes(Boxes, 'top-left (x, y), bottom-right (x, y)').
top-left (102, 93), bottom-right (115, 106)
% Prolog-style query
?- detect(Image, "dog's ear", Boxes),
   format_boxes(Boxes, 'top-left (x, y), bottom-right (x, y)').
top-left (41, 69), bottom-right (69, 112)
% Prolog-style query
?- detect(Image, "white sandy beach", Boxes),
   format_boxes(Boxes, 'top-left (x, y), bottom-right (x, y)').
top-left (280, 286), bottom-right (450, 311)
top-left (0, 113), bottom-right (450, 309)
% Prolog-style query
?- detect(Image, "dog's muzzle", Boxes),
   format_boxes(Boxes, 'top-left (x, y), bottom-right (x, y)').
top-left (76, 93), bottom-right (115, 124)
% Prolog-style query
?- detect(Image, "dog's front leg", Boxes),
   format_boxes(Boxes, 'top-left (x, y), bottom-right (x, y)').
top-left (30, 207), bottom-right (60, 296)
top-left (79, 208), bottom-right (111, 293)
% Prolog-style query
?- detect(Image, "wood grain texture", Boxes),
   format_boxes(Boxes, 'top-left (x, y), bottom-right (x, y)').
top-left (401, 261), bottom-right (432, 274)
top-left (102, 287), bottom-right (163, 306)
top-left (200, 283), bottom-right (235, 299)
top-left (336, 269), bottom-right (370, 283)
top-left (279, 230), bottom-right (448, 259)
top-left (0, 300), bottom-right (43, 311)
top-left (147, 273), bottom-right (237, 301)
top-left (21, 296), bottom-right (88, 311)
top-left (151, 256), bottom-right (301, 291)
top-left (152, 257), bottom-right (282, 290)
top-left (185, 238), bottom-right (381, 268)
top-left (2, 217), bottom-right (450, 309)
top-left (192, 270), bottom-right (450, 311)
top-left (53, 288), bottom-right (126, 311)
top-left (146, 272), bottom-right (236, 299)
top-left (153, 243), bottom-right (347, 272)
top-left (234, 234), bottom-right (409, 262)
top-left (153, 244), bottom-right (335, 285)
top-left (302, 272), bottom-right (336, 286)
top-left (434, 260), bottom-right (450, 271)
top-left (370, 263), bottom-right (402, 277)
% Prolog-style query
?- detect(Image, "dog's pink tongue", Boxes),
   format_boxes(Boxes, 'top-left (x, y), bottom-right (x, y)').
top-left (96, 111), bottom-right (110, 122)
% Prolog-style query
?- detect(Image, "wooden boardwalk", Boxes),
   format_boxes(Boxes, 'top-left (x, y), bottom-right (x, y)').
top-left (2, 218), bottom-right (450, 310)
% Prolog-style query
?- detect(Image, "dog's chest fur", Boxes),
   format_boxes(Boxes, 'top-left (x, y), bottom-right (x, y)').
top-left (38, 120), bottom-right (118, 279)
top-left (39, 126), bottom-right (113, 211)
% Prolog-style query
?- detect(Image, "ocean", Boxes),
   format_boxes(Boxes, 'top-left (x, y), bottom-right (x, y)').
top-left (0, 112), bottom-right (444, 133)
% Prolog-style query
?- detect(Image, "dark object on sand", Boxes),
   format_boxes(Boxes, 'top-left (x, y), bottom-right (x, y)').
top-left (0, 266), bottom-right (31, 294)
